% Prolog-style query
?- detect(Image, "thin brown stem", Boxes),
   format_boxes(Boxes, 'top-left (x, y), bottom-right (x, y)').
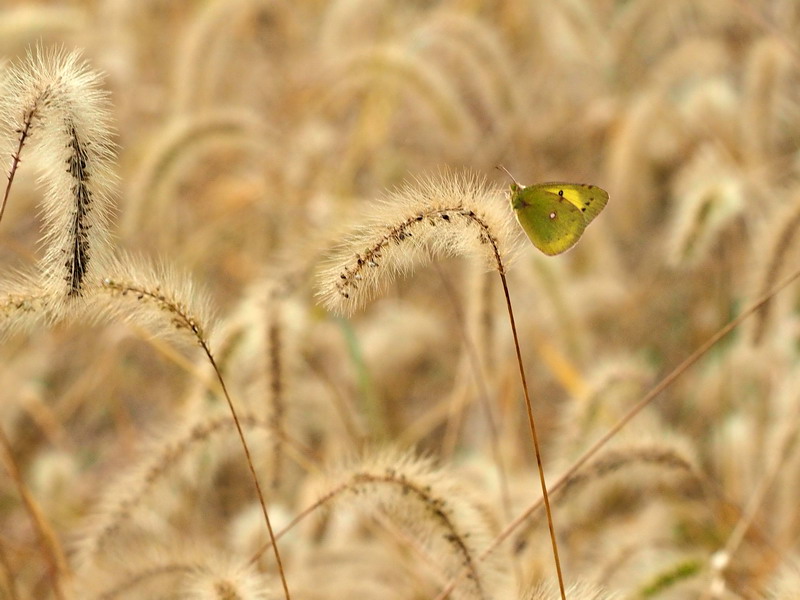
top-left (201, 342), bottom-right (292, 600)
top-left (101, 279), bottom-right (291, 599)
top-left (0, 426), bottom-right (66, 600)
top-left (498, 271), bottom-right (566, 600)
top-left (433, 265), bottom-right (800, 600)
top-left (0, 107), bottom-right (36, 227)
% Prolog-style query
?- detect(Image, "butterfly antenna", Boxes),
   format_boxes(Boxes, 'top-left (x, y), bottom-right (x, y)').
top-left (495, 164), bottom-right (520, 187)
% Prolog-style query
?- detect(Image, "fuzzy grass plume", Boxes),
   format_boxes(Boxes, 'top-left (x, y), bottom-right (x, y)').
top-left (0, 47), bottom-right (115, 299)
top-left (90, 252), bottom-right (214, 348)
top-left (317, 170), bottom-right (515, 316)
top-left (312, 449), bottom-right (509, 600)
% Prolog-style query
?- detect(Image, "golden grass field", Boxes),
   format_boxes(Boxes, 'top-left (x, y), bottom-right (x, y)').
top-left (1, 0), bottom-right (800, 598)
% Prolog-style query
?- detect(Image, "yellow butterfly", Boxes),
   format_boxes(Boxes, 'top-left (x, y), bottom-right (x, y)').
top-left (501, 168), bottom-right (609, 255)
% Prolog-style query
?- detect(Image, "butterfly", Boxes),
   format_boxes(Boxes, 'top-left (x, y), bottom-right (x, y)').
top-left (501, 168), bottom-right (609, 256)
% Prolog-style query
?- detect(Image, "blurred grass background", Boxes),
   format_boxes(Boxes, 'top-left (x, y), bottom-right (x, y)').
top-left (2, 0), bottom-right (800, 598)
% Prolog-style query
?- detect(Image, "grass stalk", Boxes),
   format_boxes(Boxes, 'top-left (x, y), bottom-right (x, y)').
top-left (0, 104), bottom-right (37, 227)
top-left (203, 346), bottom-right (292, 600)
top-left (100, 278), bottom-right (292, 600)
top-left (499, 270), bottom-right (566, 600)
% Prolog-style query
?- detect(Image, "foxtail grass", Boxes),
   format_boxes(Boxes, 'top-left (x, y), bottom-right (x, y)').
top-left (122, 110), bottom-right (271, 239)
top-left (317, 171), bottom-right (514, 315)
top-left (0, 47), bottom-right (116, 300)
top-left (88, 254), bottom-right (292, 599)
top-left (74, 547), bottom-right (270, 600)
top-left (0, 270), bottom-right (59, 339)
top-left (326, 46), bottom-right (477, 147)
top-left (665, 146), bottom-right (743, 268)
top-left (317, 170), bottom-right (569, 598)
top-left (263, 449), bottom-right (507, 600)
top-left (171, 0), bottom-right (290, 113)
top-left (75, 410), bottom-right (274, 568)
top-left (0, 48), bottom-right (292, 599)
top-left (520, 582), bottom-right (614, 600)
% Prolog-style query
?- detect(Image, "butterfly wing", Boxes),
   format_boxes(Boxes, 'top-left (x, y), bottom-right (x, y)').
top-left (511, 185), bottom-right (586, 255)
top-left (536, 183), bottom-right (608, 225)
